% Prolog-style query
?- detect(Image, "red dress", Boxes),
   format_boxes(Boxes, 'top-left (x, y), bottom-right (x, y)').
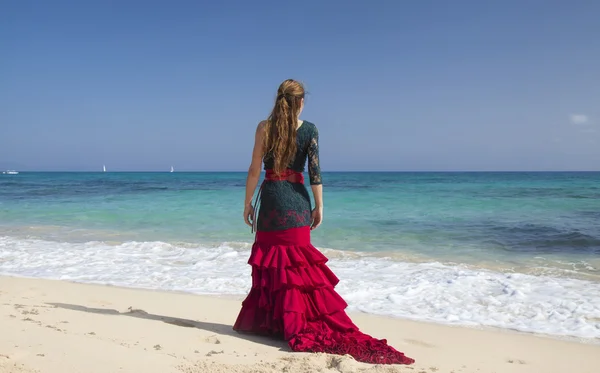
top-left (233, 122), bottom-right (414, 365)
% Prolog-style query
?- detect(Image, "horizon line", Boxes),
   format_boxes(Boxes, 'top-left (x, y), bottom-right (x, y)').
top-left (5, 170), bottom-right (600, 173)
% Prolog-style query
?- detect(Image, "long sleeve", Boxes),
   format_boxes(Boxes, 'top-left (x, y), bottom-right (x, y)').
top-left (308, 125), bottom-right (322, 185)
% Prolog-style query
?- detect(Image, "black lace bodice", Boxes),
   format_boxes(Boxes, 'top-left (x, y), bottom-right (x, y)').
top-left (263, 121), bottom-right (322, 185)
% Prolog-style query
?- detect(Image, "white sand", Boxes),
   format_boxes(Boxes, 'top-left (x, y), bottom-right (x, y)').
top-left (1, 275), bottom-right (599, 373)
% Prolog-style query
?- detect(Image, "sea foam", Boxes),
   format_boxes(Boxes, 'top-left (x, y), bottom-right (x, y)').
top-left (1, 236), bottom-right (599, 340)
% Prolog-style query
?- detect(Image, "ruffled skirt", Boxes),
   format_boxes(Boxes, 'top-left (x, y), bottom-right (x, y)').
top-left (233, 226), bottom-right (414, 365)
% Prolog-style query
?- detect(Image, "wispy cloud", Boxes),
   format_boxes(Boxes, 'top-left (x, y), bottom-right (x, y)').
top-left (570, 114), bottom-right (589, 125)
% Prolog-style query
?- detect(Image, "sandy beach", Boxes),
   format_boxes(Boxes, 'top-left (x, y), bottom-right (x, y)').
top-left (0, 276), bottom-right (597, 373)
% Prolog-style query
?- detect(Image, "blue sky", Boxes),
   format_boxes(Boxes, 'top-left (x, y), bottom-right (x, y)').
top-left (1, 0), bottom-right (599, 171)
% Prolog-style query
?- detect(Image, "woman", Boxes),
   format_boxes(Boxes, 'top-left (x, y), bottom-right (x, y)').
top-left (233, 79), bottom-right (414, 365)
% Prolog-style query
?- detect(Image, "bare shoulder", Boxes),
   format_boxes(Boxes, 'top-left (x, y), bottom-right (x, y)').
top-left (256, 120), bottom-right (268, 133)
top-left (254, 120), bottom-right (268, 137)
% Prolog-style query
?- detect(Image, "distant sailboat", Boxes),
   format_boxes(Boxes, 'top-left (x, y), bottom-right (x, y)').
top-left (103, 165), bottom-right (106, 172)
top-left (170, 166), bottom-right (174, 173)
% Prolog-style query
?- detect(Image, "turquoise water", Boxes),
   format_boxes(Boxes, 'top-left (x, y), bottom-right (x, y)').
top-left (2, 172), bottom-right (599, 265)
top-left (1, 172), bottom-right (600, 339)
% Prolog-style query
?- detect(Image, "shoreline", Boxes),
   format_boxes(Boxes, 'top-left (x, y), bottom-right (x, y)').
top-left (2, 230), bottom-right (600, 284)
top-left (2, 271), bottom-right (600, 346)
top-left (1, 275), bottom-right (599, 373)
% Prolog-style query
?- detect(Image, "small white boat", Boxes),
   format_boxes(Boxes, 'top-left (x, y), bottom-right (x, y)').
top-left (170, 166), bottom-right (174, 173)
top-left (2, 170), bottom-right (19, 175)
top-left (103, 165), bottom-right (106, 172)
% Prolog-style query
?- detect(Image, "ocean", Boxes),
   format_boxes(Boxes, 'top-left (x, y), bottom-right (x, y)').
top-left (1, 172), bottom-right (599, 340)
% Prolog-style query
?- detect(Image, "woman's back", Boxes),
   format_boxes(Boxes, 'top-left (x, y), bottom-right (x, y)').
top-left (256, 120), bottom-right (321, 232)
top-left (263, 121), bottom-right (322, 186)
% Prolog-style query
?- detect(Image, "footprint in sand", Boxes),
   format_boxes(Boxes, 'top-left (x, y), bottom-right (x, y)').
top-left (506, 358), bottom-right (527, 364)
top-left (204, 335), bottom-right (221, 344)
top-left (182, 354), bottom-right (415, 373)
top-left (205, 350), bottom-right (224, 357)
top-left (44, 325), bottom-right (64, 332)
top-left (22, 317), bottom-right (42, 326)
